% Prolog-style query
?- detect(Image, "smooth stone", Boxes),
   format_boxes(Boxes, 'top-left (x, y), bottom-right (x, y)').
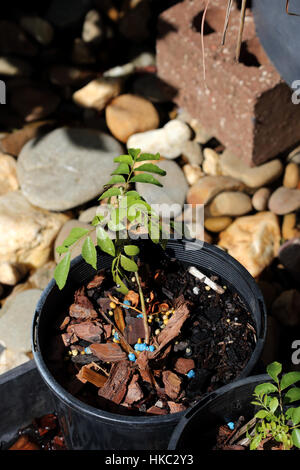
top-left (82, 9), bottom-right (104, 44)
top-left (49, 65), bottom-right (95, 87)
top-left (181, 140), bottom-right (203, 166)
top-left (131, 52), bottom-right (155, 68)
top-left (174, 208), bottom-right (211, 243)
top-left (71, 38), bottom-right (96, 64)
top-left (0, 56), bottom-right (32, 76)
top-left (272, 290), bottom-right (300, 327)
top-left (187, 176), bottom-right (245, 206)
top-left (268, 186), bottom-right (300, 215)
top-left (11, 86), bottom-right (60, 122)
top-left (220, 150), bottom-right (283, 188)
top-left (78, 205), bottom-right (98, 223)
top-left (55, 220), bottom-right (96, 263)
top-left (252, 187), bottom-right (271, 211)
top-left (278, 238), bottom-right (300, 281)
top-left (20, 16), bottom-right (54, 46)
top-left (177, 109), bottom-right (213, 144)
top-left (209, 192), bottom-right (252, 217)
top-left (204, 216), bottom-right (232, 233)
top-left (17, 127), bottom-right (123, 211)
top-left (0, 153), bottom-right (19, 195)
top-left (288, 145), bottom-right (300, 165)
top-left (183, 164), bottom-right (203, 186)
top-left (28, 261), bottom-right (56, 290)
top-left (127, 120), bottom-right (192, 159)
top-left (0, 121), bottom-right (53, 157)
top-left (0, 289), bottom-right (42, 353)
top-left (0, 262), bottom-right (27, 286)
top-left (218, 212), bottom-right (281, 277)
top-left (103, 62), bottom-right (135, 78)
top-left (73, 77), bottom-right (121, 111)
top-left (106, 94), bottom-right (159, 143)
top-left (283, 162), bottom-right (300, 189)
top-left (282, 214), bottom-right (300, 240)
top-left (202, 148), bottom-right (222, 176)
top-left (0, 20), bottom-right (37, 57)
top-left (0, 191), bottom-right (68, 273)
top-left (0, 344), bottom-right (30, 375)
top-left (136, 160), bottom-right (188, 220)
top-left (47, 0), bottom-right (91, 29)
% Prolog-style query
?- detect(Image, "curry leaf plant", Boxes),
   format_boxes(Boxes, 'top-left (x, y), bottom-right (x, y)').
top-left (249, 362), bottom-right (300, 450)
top-left (54, 148), bottom-right (167, 344)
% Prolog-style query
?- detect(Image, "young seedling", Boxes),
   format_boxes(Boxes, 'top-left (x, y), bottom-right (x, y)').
top-left (54, 148), bottom-right (167, 346)
top-left (249, 362), bottom-right (300, 450)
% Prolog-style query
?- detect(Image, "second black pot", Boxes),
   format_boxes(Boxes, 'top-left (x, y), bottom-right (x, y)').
top-left (32, 239), bottom-right (266, 450)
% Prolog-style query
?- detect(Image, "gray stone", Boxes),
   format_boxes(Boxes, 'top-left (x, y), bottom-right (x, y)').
top-left (78, 205), bottom-right (98, 223)
top-left (268, 186), bottom-right (300, 215)
top-left (0, 56), bottom-right (32, 77)
top-left (136, 160), bottom-right (188, 220)
top-left (0, 289), bottom-right (42, 353)
top-left (82, 9), bottom-right (104, 44)
top-left (17, 127), bottom-right (123, 211)
top-left (20, 16), bottom-right (54, 46)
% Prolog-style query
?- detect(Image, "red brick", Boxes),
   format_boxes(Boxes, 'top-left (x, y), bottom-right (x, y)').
top-left (156, 0), bottom-right (300, 166)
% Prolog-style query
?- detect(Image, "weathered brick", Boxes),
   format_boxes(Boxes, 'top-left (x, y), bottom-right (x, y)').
top-left (156, 0), bottom-right (300, 166)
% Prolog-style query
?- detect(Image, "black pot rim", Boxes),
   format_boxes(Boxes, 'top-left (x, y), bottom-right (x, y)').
top-left (32, 239), bottom-right (266, 426)
top-left (167, 373), bottom-right (271, 450)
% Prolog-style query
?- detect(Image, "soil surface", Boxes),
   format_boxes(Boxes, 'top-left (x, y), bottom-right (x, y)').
top-left (46, 252), bottom-right (257, 416)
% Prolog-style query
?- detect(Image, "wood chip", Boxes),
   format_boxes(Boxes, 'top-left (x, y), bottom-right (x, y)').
top-left (9, 435), bottom-right (40, 450)
top-left (67, 321), bottom-right (103, 343)
top-left (59, 316), bottom-right (70, 330)
top-left (86, 272), bottom-right (105, 289)
top-left (76, 364), bottom-right (107, 387)
top-left (124, 316), bottom-right (145, 344)
top-left (123, 374), bottom-right (143, 405)
top-left (167, 401), bottom-right (186, 414)
top-left (61, 332), bottom-right (77, 346)
top-left (162, 370), bottom-right (182, 400)
top-left (90, 342), bottom-right (127, 362)
top-left (149, 301), bottom-right (189, 359)
top-left (69, 303), bottom-right (98, 320)
top-left (147, 406), bottom-right (168, 415)
top-left (98, 361), bottom-right (132, 404)
top-left (174, 358), bottom-right (195, 375)
top-left (74, 287), bottom-right (95, 308)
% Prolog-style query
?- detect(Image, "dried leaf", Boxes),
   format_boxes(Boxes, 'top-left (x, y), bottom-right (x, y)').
top-left (124, 290), bottom-right (139, 307)
top-left (90, 342), bottom-right (127, 362)
top-left (98, 361), bottom-right (132, 404)
top-left (162, 370), bottom-right (182, 400)
top-left (114, 306), bottom-right (126, 333)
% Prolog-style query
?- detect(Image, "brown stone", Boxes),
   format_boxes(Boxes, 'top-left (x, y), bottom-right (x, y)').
top-left (156, 0), bottom-right (300, 166)
top-left (0, 121), bottom-right (54, 156)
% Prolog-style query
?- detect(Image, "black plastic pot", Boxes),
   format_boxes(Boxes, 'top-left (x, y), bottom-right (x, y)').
top-left (168, 374), bottom-right (270, 450)
top-left (32, 239), bottom-right (267, 450)
top-left (0, 360), bottom-right (55, 449)
top-left (253, 0), bottom-right (300, 87)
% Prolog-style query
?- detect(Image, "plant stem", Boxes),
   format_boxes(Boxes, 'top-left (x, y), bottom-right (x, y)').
top-left (135, 270), bottom-right (150, 344)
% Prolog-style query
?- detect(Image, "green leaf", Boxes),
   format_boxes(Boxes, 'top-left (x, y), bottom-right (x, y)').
top-left (128, 148), bottom-right (141, 160)
top-left (250, 434), bottom-right (262, 450)
top-left (254, 383), bottom-right (278, 396)
top-left (99, 187), bottom-right (121, 201)
top-left (136, 152), bottom-right (160, 162)
top-left (290, 407), bottom-right (300, 426)
top-left (126, 190), bottom-right (141, 200)
top-left (292, 429), bottom-right (300, 449)
top-left (284, 387), bottom-right (300, 404)
top-left (54, 252), bottom-right (71, 290)
top-left (120, 255), bottom-right (138, 272)
top-left (114, 154), bottom-right (133, 165)
top-left (135, 163), bottom-right (166, 176)
top-left (267, 362), bottom-right (282, 383)
top-left (57, 227), bottom-right (89, 251)
top-left (112, 163), bottom-right (130, 175)
top-left (96, 226), bottom-right (115, 257)
top-left (255, 410), bottom-right (269, 419)
top-left (130, 173), bottom-right (163, 187)
top-left (56, 245), bottom-right (69, 255)
top-left (269, 397), bottom-right (279, 414)
top-left (91, 215), bottom-right (104, 226)
top-left (81, 236), bottom-right (97, 270)
top-left (106, 175), bottom-right (126, 185)
top-left (280, 372), bottom-right (300, 391)
top-left (124, 245), bottom-right (140, 256)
